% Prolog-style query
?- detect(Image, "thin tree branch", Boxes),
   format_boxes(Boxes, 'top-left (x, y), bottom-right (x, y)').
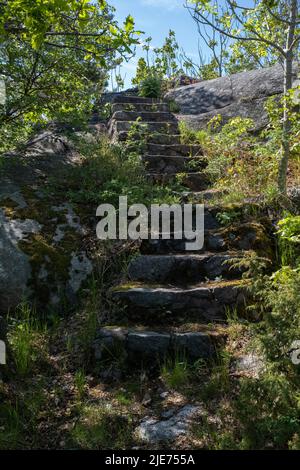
top-left (186, 4), bottom-right (286, 56)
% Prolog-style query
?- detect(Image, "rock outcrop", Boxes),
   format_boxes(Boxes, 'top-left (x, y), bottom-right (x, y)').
top-left (165, 63), bottom-right (299, 130)
top-left (0, 128), bottom-right (95, 314)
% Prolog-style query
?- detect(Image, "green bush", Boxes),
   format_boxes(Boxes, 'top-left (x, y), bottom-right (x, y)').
top-left (178, 114), bottom-right (300, 203)
top-left (277, 215), bottom-right (300, 266)
top-left (138, 75), bottom-right (162, 99)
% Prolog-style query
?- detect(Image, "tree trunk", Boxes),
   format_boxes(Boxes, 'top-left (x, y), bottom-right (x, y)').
top-left (278, 0), bottom-right (297, 194)
top-left (278, 53), bottom-right (293, 194)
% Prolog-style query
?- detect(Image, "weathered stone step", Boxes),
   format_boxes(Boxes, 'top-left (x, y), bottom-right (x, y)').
top-left (93, 325), bottom-right (226, 366)
top-left (143, 155), bottom-right (206, 173)
top-left (111, 110), bottom-right (175, 122)
top-left (112, 280), bottom-right (247, 323)
top-left (147, 172), bottom-right (209, 191)
top-left (117, 132), bottom-right (182, 144)
top-left (125, 204), bottom-right (272, 235)
top-left (128, 252), bottom-right (247, 283)
top-left (126, 206), bottom-right (229, 239)
top-left (112, 95), bottom-right (161, 104)
top-left (109, 120), bottom-right (179, 137)
top-left (141, 222), bottom-right (273, 256)
top-left (112, 102), bottom-right (170, 113)
top-left (181, 189), bottom-right (226, 203)
top-left (126, 205), bottom-right (226, 234)
top-left (145, 143), bottom-right (203, 157)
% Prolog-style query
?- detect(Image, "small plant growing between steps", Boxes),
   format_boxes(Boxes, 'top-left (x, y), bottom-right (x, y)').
top-left (126, 117), bottom-right (148, 155)
top-left (161, 354), bottom-right (190, 390)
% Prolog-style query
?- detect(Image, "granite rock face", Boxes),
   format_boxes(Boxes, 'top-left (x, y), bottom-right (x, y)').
top-left (0, 129), bottom-right (94, 314)
top-left (165, 63), bottom-right (299, 130)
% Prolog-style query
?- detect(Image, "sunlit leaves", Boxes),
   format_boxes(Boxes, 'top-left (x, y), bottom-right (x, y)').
top-left (0, 1), bottom-right (138, 137)
top-left (124, 15), bottom-right (135, 34)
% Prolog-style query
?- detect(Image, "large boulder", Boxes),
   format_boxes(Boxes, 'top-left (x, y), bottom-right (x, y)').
top-left (165, 63), bottom-right (299, 130)
top-left (0, 128), bottom-right (97, 314)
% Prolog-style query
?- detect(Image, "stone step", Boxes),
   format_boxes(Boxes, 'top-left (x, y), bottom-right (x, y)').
top-left (112, 280), bottom-right (247, 323)
top-left (140, 222), bottom-right (273, 256)
top-left (93, 325), bottom-right (226, 366)
top-left (143, 155), bottom-right (206, 173)
top-left (126, 205), bottom-right (226, 233)
top-left (128, 252), bottom-right (247, 284)
top-left (147, 172), bottom-right (209, 191)
top-left (124, 203), bottom-right (270, 234)
top-left (181, 189), bottom-right (226, 203)
top-left (112, 95), bottom-right (162, 104)
top-left (112, 102), bottom-right (170, 114)
top-left (109, 120), bottom-right (179, 137)
top-left (145, 143), bottom-right (203, 157)
top-left (117, 132), bottom-right (182, 144)
top-left (112, 93), bottom-right (162, 103)
top-left (126, 206), bottom-right (230, 241)
top-left (111, 110), bottom-right (175, 122)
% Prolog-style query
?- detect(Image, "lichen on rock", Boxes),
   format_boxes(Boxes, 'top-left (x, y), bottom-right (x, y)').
top-left (0, 128), bottom-right (97, 314)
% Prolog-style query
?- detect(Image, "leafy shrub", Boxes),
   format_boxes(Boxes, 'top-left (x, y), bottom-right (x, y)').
top-left (260, 266), bottom-right (300, 365)
top-left (277, 215), bottom-right (300, 265)
top-left (178, 113), bottom-right (300, 202)
top-left (192, 213), bottom-right (300, 450)
top-left (138, 75), bottom-right (162, 99)
top-left (234, 373), bottom-right (300, 449)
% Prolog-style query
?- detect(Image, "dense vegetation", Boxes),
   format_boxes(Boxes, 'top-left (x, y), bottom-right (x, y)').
top-left (0, 0), bottom-right (138, 152)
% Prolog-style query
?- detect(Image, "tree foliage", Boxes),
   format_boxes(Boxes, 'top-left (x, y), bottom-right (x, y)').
top-left (0, 0), bottom-right (138, 148)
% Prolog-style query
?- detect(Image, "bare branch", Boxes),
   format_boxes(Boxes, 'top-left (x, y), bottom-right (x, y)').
top-left (44, 31), bottom-right (108, 37)
top-left (185, 3), bottom-right (286, 56)
top-left (265, 5), bottom-right (300, 25)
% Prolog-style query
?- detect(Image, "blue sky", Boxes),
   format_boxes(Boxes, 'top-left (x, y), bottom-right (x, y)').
top-left (109, 0), bottom-right (210, 89)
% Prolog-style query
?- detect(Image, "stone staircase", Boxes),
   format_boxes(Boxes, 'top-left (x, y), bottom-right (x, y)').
top-left (94, 95), bottom-right (272, 369)
top-left (108, 95), bottom-right (208, 191)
